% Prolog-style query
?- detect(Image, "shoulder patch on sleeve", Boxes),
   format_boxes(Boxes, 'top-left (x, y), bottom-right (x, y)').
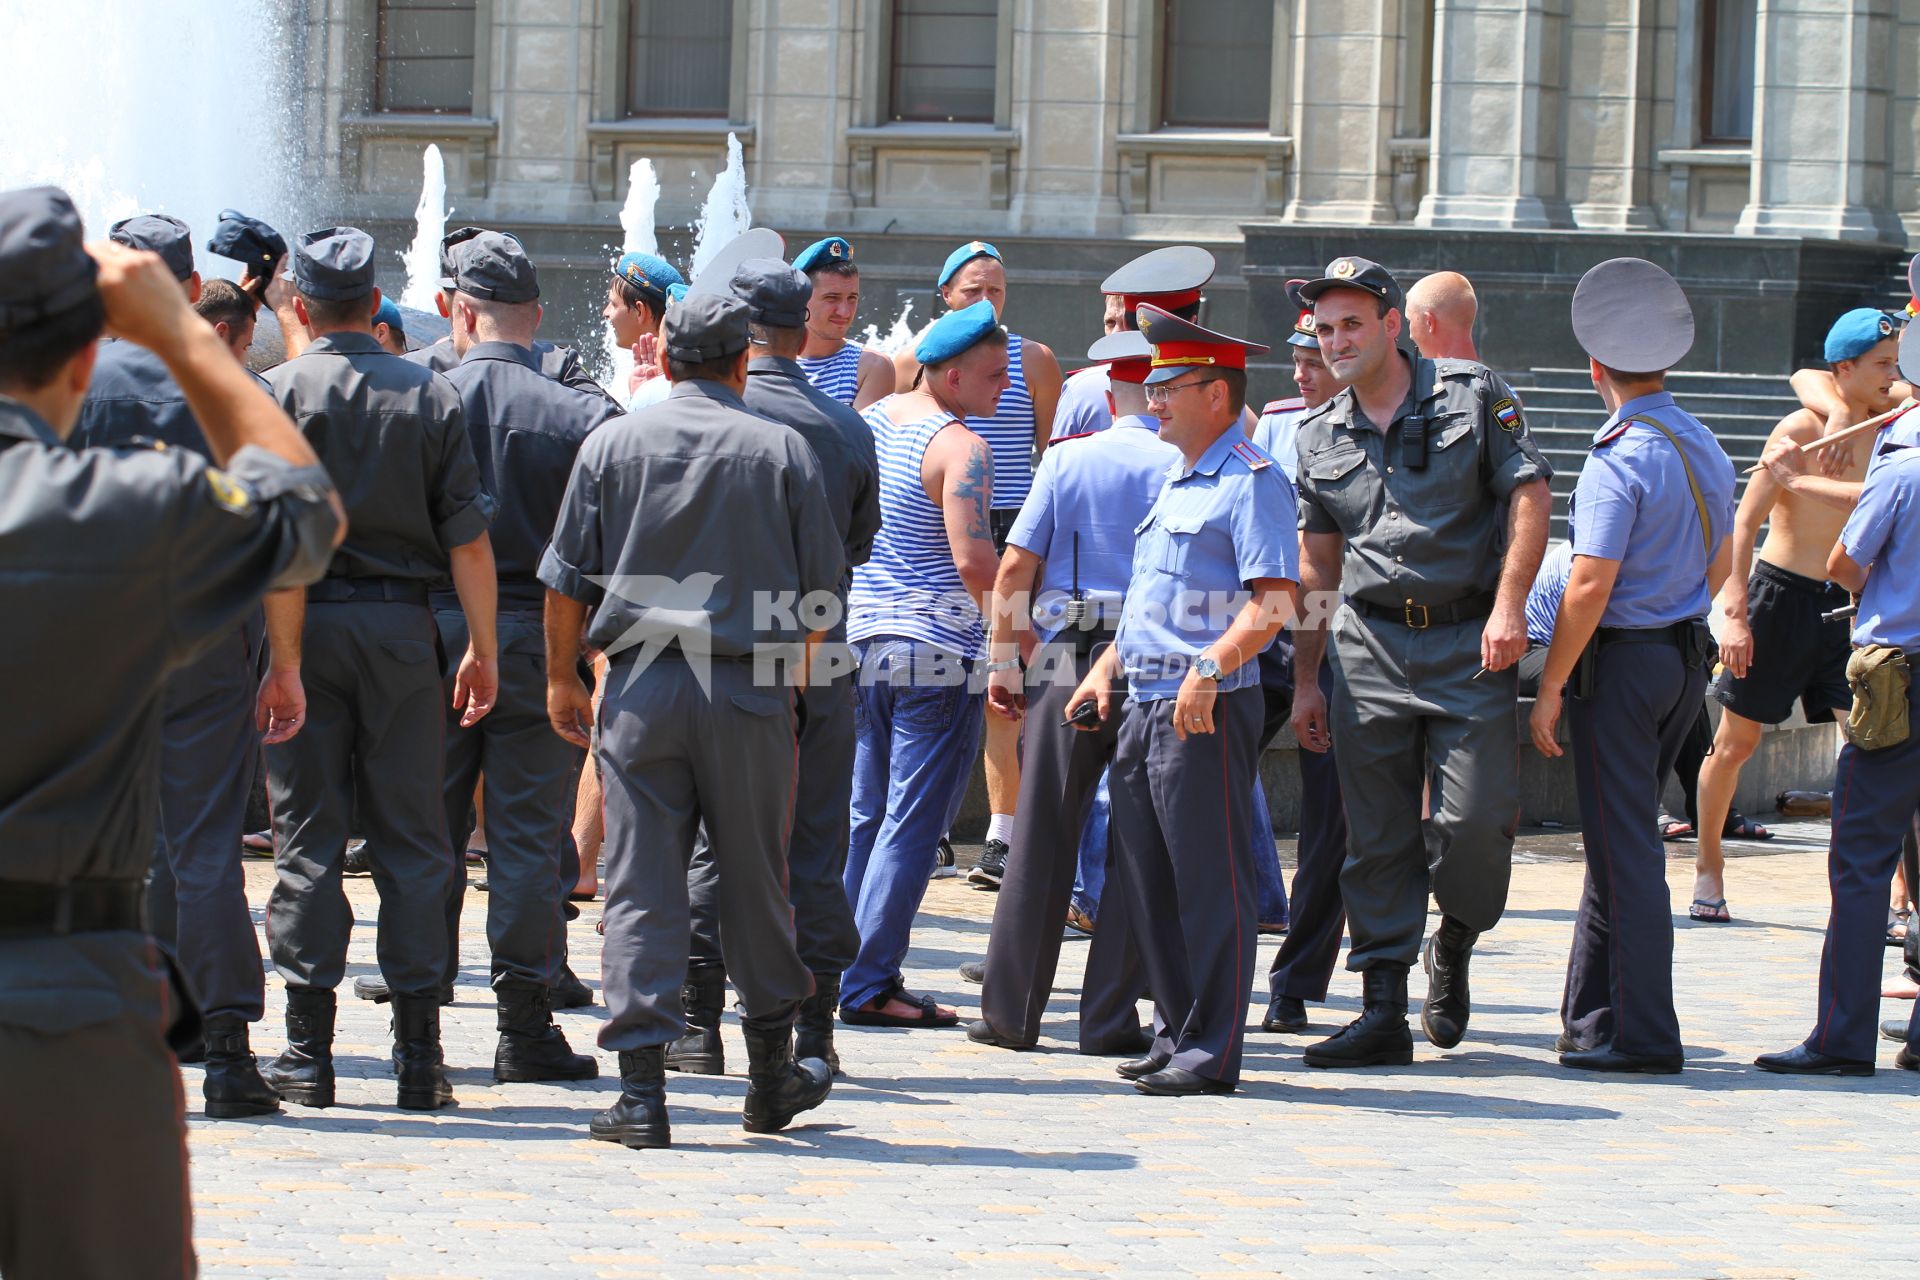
top-left (204, 467), bottom-right (255, 516)
top-left (1231, 440), bottom-right (1273, 471)
top-left (1492, 398), bottom-right (1523, 433)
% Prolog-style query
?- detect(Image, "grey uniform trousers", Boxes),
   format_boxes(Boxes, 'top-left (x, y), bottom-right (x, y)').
top-left (1562, 637), bottom-right (1707, 1058)
top-left (1110, 686), bottom-right (1264, 1086)
top-left (979, 642), bottom-right (1147, 1052)
top-left (266, 600), bottom-right (455, 998)
top-left (1328, 609), bottom-right (1518, 971)
top-left (145, 616), bottom-right (267, 1022)
top-left (596, 657), bottom-right (812, 1051)
top-left (686, 670), bottom-right (862, 977)
top-left (1257, 650), bottom-right (1351, 1004)
top-left (0, 934), bottom-right (195, 1280)
top-left (435, 607), bottom-right (583, 990)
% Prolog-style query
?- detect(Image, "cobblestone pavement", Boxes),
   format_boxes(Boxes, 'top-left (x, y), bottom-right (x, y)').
top-left (185, 822), bottom-right (1919, 1279)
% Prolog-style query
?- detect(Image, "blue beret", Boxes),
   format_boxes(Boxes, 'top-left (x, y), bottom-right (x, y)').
top-left (937, 240), bottom-right (1001, 288)
top-left (915, 299), bottom-right (1001, 365)
top-left (0, 185), bottom-right (98, 328)
top-left (110, 214), bottom-right (194, 281)
top-left (794, 236), bottom-right (854, 275)
top-left (613, 251), bottom-right (684, 308)
top-left (293, 226), bottom-right (376, 302)
top-left (667, 283), bottom-right (688, 304)
top-left (372, 297), bottom-right (405, 332)
top-left (1824, 307), bottom-right (1902, 363)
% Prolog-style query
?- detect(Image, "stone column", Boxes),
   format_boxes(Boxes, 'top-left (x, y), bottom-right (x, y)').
top-left (740, 0), bottom-right (861, 227)
top-left (1284, 0), bottom-right (1404, 224)
top-left (1004, 0), bottom-right (1126, 233)
top-left (488, 0), bottom-right (598, 213)
top-left (1735, 0), bottom-right (1904, 242)
top-left (1563, 0), bottom-right (1660, 229)
top-left (1417, 0), bottom-right (1573, 229)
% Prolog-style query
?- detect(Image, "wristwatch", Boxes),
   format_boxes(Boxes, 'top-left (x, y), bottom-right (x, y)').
top-left (1192, 655), bottom-right (1224, 683)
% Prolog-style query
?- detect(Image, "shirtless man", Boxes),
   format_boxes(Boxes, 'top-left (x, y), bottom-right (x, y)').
top-left (1405, 271), bottom-right (1479, 362)
top-left (1695, 309), bottom-right (1905, 920)
top-left (792, 236), bottom-right (894, 409)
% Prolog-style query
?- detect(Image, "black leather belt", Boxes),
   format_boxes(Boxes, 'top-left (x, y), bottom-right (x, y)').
top-left (1597, 621), bottom-right (1692, 646)
top-left (1349, 591), bottom-right (1498, 630)
top-left (0, 878), bottom-right (146, 937)
top-left (307, 577), bottom-right (430, 606)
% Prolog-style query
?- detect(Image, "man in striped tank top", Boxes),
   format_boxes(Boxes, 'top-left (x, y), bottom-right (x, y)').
top-left (893, 242), bottom-right (1062, 887)
top-left (840, 301), bottom-right (1009, 1029)
top-left (793, 236), bottom-right (893, 410)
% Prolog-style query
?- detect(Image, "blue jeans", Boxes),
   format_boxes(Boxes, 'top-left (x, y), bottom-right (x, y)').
top-left (1073, 766), bottom-right (1288, 928)
top-left (842, 637), bottom-right (984, 1011)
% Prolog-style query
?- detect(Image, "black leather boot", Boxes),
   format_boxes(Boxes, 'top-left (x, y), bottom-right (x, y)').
top-left (1420, 916), bottom-right (1478, 1050)
top-left (740, 1016), bottom-right (832, 1133)
top-left (202, 1013), bottom-right (282, 1118)
top-left (494, 981), bottom-right (599, 1083)
top-left (664, 963), bottom-right (726, 1075)
top-left (352, 974), bottom-right (454, 1006)
top-left (393, 995), bottom-right (457, 1110)
top-left (259, 987), bottom-right (336, 1107)
top-left (1302, 965), bottom-right (1414, 1068)
top-left (590, 1047), bottom-right (670, 1148)
top-left (794, 973), bottom-right (842, 1076)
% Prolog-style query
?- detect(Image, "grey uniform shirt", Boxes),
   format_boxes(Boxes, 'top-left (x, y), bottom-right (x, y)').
top-left (271, 331), bottom-right (493, 582)
top-left (743, 355), bottom-right (881, 633)
top-left (409, 335), bottom-right (620, 412)
top-left (1294, 353), bottom-right (1550, 608)
top-left (435, 341), bottom-right (618, 612)
top-left (539, 379), bottom-right (845, 660)
top-left (0, 397), bottom-right (338, 884)
top-left (69, 340), bottom-right (211, 455)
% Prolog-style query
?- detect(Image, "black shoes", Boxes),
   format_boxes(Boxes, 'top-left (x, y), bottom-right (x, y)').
top-left (1898, 1046), bottom-right (1919, 1071)
top-left (1420, 917), bottom-right (1477, 1050)
top-left (260, 987), bottom-right (337, 1108)
top-left (1753, 1045), bottom-right (1873, 1077)
top-left (966, 1019), bottom-right (1031, 1050)
top-left (1262, 995), bottom-right (1309, 1033)
top-left (201, 1014), bottom-right (281, 1119)
top-left (592, 1047), bottom-right (671, 1149)
top-left (665, 964), bottom-right (727, 1076)
top-left (959, 960), bottom-right (985, 984)
top-left (494, 982), bottom-right (598, 1083)
top-left (352, 975), bottom-right (454, 1006)
top-left (968, 839), bottom-right (1008, 889)
top-left (1134, 1066), bottom-right (1233, 1096)
top-left (553, 966), bottom-right (594, 1010)
top-left (1559, 1046), bottom-right (1683, 1074)
top-left (795, 972), bottom-right (843, 1075)
top-left (392, 996), bottom-right (457, 1110)
top-left (342, 839), bottom-right (372, 876)
top-left (1116, 1053), bottom-right (1169, 1081)
top-left (740, 1020), bottom-right (833, 1134)
top-left (1303, 966), bottom-right (1414, 1068)
top-left (1885, 1018), bottom-right (1912, 1043)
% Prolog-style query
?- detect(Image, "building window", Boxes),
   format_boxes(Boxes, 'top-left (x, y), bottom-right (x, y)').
top-left (1161, 0), bottom-right (1274, 129)
top-left (1701, 0), bottom-right (1757, 143)
top-left (376, 0), bottom-right (477, 114)
top-left (890, 0), bottom-right (998, 124)
top-left (627, 0), bottom-right (732, 118)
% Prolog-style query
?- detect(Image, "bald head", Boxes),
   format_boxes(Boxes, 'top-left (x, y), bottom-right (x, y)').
top-left (1406, 271), bottom-right (1479, 361)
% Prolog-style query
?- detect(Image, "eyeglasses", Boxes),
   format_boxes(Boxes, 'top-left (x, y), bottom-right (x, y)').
top-left (1144, 376), bottom-right (1220, 405)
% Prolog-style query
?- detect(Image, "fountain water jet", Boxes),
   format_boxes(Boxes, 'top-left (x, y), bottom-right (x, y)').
top-left (689, 134), bottom-right (752, 280)
top-left (399, 146), bottom-right (449, 312)
top-left (604, 158), bottom-right (663, 393)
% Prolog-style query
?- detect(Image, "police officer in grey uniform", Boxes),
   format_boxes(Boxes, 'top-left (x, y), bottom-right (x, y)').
top-left (0, 185), bottom-right (340, 1280)
top-left (542, 290), bottom-right (844, 1148)
top-left (1290, 256), bottom-right (1552, 1068)
top-left (671, 258), bottom-right (881, 1078)
top-left (1529, 260), bottom-right (1734, 1074)
top-left (421, 230), bottom-right (615, 1083)
top-left (68, 212), bottom-right (283, 1117)
top-left (260, 226), bottom-right (498, 1112)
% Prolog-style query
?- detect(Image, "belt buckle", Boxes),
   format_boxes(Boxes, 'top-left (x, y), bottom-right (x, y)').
top-left (1403, 600), bottom-right (1430, 630)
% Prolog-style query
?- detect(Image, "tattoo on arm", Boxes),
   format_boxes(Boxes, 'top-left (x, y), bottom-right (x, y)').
top-left (952, 440), bottom-right (993, 542)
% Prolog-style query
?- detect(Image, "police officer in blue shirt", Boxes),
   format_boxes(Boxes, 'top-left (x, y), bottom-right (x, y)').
top-left (1756, 435), bottom-right (1920, 1076)
top-left (969, 331), bottom-right (1174, 1054)
top-left (1527, 258), bottom-right (1736, 1075)
top-left (1066, 305), bottom-right (1299, 1096)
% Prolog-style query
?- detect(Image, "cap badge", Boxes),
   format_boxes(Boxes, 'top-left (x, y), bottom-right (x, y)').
top-left (832, 242), bottom-right (846, 259)
top-left (1331, 259), bottom-right (1357, 279)
top-left (968, 241), bottom-right (987, 253)
top-left (1881, 315), bottom-right (1896, 337)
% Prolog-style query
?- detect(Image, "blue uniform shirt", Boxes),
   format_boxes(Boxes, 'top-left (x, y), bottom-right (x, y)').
top-left (1115, 428), bottom-right (1299, 701)
top-left (1008, 415), bottom-right (1177, 641)
top-left (1525, 541), bottom-right (1573, 645)
top-left (1049, 365), bottom-right (1113, 439)
top-left (1841, 445), bottom-right (1920, 649)
top-left (1251, 398), bottom-right (1307, 486)
top-left (1569, 391), bottom-right (1736, 628)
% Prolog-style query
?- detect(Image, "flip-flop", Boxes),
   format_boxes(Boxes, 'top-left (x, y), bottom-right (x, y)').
top-left (839, 984), bottom-right (959, 1028)
top-left (1659, 814), bottom-right (1695, 842)
top-left (1723, 814), bottom-right (1774, 841)
top-left (1689, 898), bottom-right (1732, 923)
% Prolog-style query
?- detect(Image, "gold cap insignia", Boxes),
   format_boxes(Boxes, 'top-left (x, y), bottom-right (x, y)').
top-left (1331, 259), bottom-right (1357, 279)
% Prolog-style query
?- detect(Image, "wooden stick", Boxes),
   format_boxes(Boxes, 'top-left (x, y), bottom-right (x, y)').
top-left (1746, 399), bottom-right (1914, 473)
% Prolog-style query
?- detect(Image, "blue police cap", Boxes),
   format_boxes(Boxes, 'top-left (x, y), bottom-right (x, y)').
top-left (110, 214), bottom-right (194, 281)
top-left (1297, 256), bottom-right (1404, 311)
top-left (915, 299), bottom-right (1001, 365)
top-left (793, 236), bottom-right (854, 275)
top-left (206, 209), bottom-right (287, 275)
top-left (938, 240), bottom-right (1001, 288)
top-left (1571, 257), bottom-right (1693, 373)
top-left (613, 251), bottom-right (685, 309)
top-left (0, 185), bottom-right (98, 328)
top-left (1824, 307), bottom-right (1902, 364)
top-left (448, 229), bottom-right (539, 303)
top-left (729, 258), bottom-right (811, 328)
top-left (293, 227), bottom-right (377, 303)
top-left (662, 291), bottom-right (751, 363)
top-left (372, 296), bottom-right (405, 332)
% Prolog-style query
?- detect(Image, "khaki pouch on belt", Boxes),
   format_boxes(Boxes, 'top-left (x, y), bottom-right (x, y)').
top-left (1846, 645), bottom-right (1910, 751)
